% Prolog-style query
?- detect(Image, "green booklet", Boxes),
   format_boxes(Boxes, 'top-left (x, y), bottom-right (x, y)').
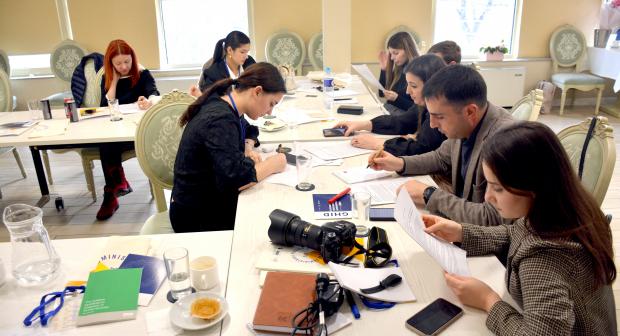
top-left (77, 268), bottom-right (142, 326)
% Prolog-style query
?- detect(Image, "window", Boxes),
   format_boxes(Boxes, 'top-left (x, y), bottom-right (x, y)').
top-left (433, 0), bottom-right (520, 59)
top-left (8, 54), bottom-right (52, 77)
top-left (157, 0), bottom-right (250, 68)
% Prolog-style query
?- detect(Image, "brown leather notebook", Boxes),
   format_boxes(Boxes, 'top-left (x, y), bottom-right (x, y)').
top-left (252, 271), bottom-right (317, 333)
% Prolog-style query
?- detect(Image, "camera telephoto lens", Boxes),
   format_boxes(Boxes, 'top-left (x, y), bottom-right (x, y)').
top-left (268, 209), bottom-right (323, 251)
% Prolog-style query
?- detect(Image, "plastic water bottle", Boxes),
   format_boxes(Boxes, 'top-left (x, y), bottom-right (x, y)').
top-left (323, 67), bottom-right (334, 111)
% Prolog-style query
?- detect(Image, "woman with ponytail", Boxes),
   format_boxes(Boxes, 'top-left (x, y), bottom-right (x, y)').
top-left (172, 62), bottom-right (287, 232)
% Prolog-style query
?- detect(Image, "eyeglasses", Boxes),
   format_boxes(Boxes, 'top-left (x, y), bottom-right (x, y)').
top-left (23, 285), bottom-right (86, 327)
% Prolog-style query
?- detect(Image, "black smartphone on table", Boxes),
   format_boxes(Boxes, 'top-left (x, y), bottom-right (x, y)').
top-left (322, 127), bottom-right (347, 137)
top-left (369, 208), bottom-right (395, 221)
top-left (337, 105), bottom-right (364, 115)
top-left (405, 298), bottom-right (463, 335)
top-left (283, 152), bottom-right (297, 165)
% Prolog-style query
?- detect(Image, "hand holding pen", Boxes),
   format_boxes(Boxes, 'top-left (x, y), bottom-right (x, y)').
top-left (367, 149), bottom-right (404, 172)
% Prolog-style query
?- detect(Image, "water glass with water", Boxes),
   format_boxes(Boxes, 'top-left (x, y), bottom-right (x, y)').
top-left (296, 154), bottom-right (315, 191)
top-left (163, 247), bottom-right (192, 301)
top-left (352, 191), bottom-right (372, 226)
top-left (3, 204), bottom-right (61, 286)
top-left (28, 100), bottom-right (42, 121)
top-left (108, 98), bottom-right (122, 121)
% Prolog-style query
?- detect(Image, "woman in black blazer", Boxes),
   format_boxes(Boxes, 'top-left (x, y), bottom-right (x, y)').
top-left (197, 31), bottom-right (256, 92)
top-left (378, 31), bottom-right (420, 115)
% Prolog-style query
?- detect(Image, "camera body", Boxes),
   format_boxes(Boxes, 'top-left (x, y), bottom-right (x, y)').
top-left (268, 209), bottom-right (356, 263)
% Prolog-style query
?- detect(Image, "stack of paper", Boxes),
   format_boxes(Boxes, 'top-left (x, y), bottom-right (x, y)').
top-left (350, 176), bottom-right (411, 205)
top-left (0, 120), bottom-right (38, 136)
top-left (332, 167), bottom-right (393, 184)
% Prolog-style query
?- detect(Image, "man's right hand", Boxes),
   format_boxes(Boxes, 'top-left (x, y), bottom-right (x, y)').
top-left (332, 120), bottom-right (372, 136)
top-left (367, 150), bottom-right (404, 172)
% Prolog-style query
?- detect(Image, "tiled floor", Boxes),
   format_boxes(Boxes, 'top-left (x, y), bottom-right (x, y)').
top-left (1, 105), bottom-right (620, 326)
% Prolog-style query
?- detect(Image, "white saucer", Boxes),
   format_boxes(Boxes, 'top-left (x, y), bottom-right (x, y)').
top-left (258, 117), bottom-right (286, 132)
top-left (169, 292), bottom-right (229, 330)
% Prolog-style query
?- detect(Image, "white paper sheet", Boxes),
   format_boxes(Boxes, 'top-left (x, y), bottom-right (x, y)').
top-left (350, 177), bottom-right (411, 205)
top-left (303, 142), bottom-right (373, 161)
top-left (27, 119), bottom-right (69, 138)
top-left (352, 64), bottom-right (386, 91)
top-left (262, 163), bottom-right (298, 187)
top-left (332, 166), bottom-right (393, 184)
top-left (394, 189), bottom-right (470, 276)
top-left (328, 262), bottom-right (416, 302)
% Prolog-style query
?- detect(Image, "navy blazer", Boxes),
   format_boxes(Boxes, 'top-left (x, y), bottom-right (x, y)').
top-left (198, 55), bottom-right (256, 92)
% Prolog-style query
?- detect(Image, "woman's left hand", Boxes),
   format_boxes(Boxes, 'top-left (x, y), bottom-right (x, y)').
top-left (245, 150), bottom-right (262, 164)
top-left (444, 273), bottom-right (501, 312)
top-left (383, 90), bottom-right (398, 101)
top-left (137, 96), bottom-right (152, 110)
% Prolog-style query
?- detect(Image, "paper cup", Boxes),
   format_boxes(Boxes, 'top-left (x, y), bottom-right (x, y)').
top-left (190, 256), bottom-right (219, 290)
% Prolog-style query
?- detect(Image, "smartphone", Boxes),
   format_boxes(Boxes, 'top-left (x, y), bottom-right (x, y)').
top-left (283, 152), bottom-right (297, 165)
top-left (369, 208), bottom-right (395, 221)
top-left (337, 105), bottom-right (364, 115)
top-left (405, 298), bottom-right (463, 335)
top-left (323, 127), bottom-right (347, 137)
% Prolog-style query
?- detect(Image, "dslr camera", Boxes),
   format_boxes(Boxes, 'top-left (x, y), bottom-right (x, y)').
top-left (268, 209), bottom-right (356, 263)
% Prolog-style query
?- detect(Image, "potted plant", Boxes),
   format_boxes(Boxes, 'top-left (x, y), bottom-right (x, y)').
top-left (480, 41), bottom-right (509, 61)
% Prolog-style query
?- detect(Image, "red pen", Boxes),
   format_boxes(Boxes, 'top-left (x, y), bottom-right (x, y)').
top-left (328, 187), bottom-right (351, 204)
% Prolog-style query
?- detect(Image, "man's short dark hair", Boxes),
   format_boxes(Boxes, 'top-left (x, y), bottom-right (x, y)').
top-left (422, 64), bottom-right (487, 108)
top-left (427, 40), bottom-right (461, 64)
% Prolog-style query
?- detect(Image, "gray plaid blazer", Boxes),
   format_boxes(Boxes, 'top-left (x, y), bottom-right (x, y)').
top-left (400, 102), bottom-right (514, 226)
top-left (461, 219), bottom-right (616, 335)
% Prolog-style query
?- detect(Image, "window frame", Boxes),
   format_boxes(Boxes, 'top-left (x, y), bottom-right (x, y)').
top-left (431, 0), bottom-right (523, 60)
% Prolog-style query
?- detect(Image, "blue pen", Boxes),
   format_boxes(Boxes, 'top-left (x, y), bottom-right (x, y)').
top-left (345, 289), bottom-right (361, 319)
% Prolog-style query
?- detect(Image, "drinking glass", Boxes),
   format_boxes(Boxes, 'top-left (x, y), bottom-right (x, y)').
top-left (108, 98), bottom-right (122, 121)
top-left (295, 154), bottom-right (315, 191)
top-left (163, 247), bottom-right (192, 301)
top-left (28, 100), bottom-right (42, 121)
top-left (352, 191), bottom-right (372, 226)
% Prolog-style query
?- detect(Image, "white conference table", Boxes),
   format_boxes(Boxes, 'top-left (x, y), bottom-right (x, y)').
top-left (0, 231), bottom-right (233, 336)
top-left (586, 46), bottom-right (620, 117)
top-left (224, 150), bottom-right (516, 335)
top-left (0, 109), bottom-right (143, 198)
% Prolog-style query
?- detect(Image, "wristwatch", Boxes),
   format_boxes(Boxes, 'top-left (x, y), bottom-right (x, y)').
top-left (423, 186), bottom-right (437, 204)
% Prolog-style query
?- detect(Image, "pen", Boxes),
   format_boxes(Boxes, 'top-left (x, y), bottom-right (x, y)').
top-left (345, 289), bottom-right (360, 319)
top-left (366, 149), bottom-right (383, 168)
top-left (334, 98), bottom-right (352, 101)
top-left (328, 187), bottom-right (351, 204)
top-left (276, 144), bottom-right (282, 153)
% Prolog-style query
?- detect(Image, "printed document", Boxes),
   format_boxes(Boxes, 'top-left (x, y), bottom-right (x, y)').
top-left (303, 141), bottom-right (373, 161)
top-left (332, 166), bottom-right (393, 184)
top-left (350, 177), bottom-right (411, 205)
top-left (352, 64), bottom-right (386, 91)
top-left (394, 189), bottom-right (470, 276)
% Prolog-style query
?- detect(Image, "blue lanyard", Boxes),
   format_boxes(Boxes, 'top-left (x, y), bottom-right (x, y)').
top-left (227, 93), bottom-right (245, 144)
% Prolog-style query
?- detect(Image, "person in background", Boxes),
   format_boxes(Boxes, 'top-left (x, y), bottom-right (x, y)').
top-left (96, 39), bottom-right (160, 220)
top-left (334, 54), bottom-right (447, 156)
top-left (379, 31), bottom-right (419, 115)
top-left (334, 41), bottom-right (462, 153)
top-left (368, 65), bottom-right (514, 227)
top-left (172, 62), bottom-right (287, 232)
top-left (427, 40), bottom-right (461, 65)
top-left (423, 122), bottom-right (616, 335)
top-left (190, 30), bottom-right (260, 163)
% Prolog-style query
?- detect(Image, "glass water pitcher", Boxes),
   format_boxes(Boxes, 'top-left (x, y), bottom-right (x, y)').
top-left (2, 204), bottom-right (60, 286)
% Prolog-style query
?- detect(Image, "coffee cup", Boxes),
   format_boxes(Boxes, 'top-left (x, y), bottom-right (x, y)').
top-left (190, 256), bottom-right (219, 290)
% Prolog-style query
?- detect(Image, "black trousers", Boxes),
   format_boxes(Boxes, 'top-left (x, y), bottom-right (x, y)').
top-left (169, 200), bottom-right (236, 233)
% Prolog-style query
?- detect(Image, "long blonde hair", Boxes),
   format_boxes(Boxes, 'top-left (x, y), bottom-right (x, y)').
top-left (385, 32), bottom-right (420, 90)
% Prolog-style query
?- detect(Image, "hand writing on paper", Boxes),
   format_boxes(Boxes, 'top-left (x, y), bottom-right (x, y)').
top-left (351, 134), bottom-right (385, 150)
top-left (332, 120), bottom-right (372, 136)
top-left (367, 150), bottom-right (403, 171)
top-left (396, 180), bottom-right (428, 206)
top-left (444, 273), bottom-right (501, 313)
top-left (245, 150), bottom-right (262, 164)
top-left (382, 90), bottom-right (398, 102)
top-left (137, 96), bottom-right (152, 110)
top-left (422, 214), bottom-right (463, 243)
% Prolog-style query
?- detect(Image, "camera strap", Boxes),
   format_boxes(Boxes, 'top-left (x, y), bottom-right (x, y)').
top-left (341, 227), bottom-right (392, 267)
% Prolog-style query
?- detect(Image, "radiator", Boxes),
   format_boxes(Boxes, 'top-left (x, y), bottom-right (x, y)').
top-left (478, 66), bottom-right (526, 107)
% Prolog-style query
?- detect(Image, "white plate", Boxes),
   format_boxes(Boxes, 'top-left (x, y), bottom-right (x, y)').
top-left (169, 292), bottom-right (229, 330)
top-left (257, 117), bottom-right (286, 132)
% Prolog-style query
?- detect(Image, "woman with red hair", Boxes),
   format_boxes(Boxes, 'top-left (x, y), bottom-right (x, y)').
top-left (97, 39), bottom-right (160, 220)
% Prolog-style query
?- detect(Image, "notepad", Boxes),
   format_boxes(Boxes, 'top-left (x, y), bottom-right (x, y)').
top-left (312, 193), bottom-right (352, 219)
top-left (119, 254), bottom-right (166, 306)
top-left (332, 167), bottom-right (393, 184)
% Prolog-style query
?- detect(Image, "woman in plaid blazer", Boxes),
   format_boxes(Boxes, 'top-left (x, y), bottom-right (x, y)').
top-left (424, 121), bottom-right (616, 335)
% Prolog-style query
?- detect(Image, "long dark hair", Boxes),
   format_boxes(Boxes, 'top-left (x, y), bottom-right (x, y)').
top-left (212, 31), bottom-right (251, 63)
top-left (404, 54), bottom-right (446, 129)
top-left (385, 31), bottom-right (420, 90)
top-left (481, 122), bottom-right (615, 287)
top-left (180, 62), bottom-right (285, 126)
